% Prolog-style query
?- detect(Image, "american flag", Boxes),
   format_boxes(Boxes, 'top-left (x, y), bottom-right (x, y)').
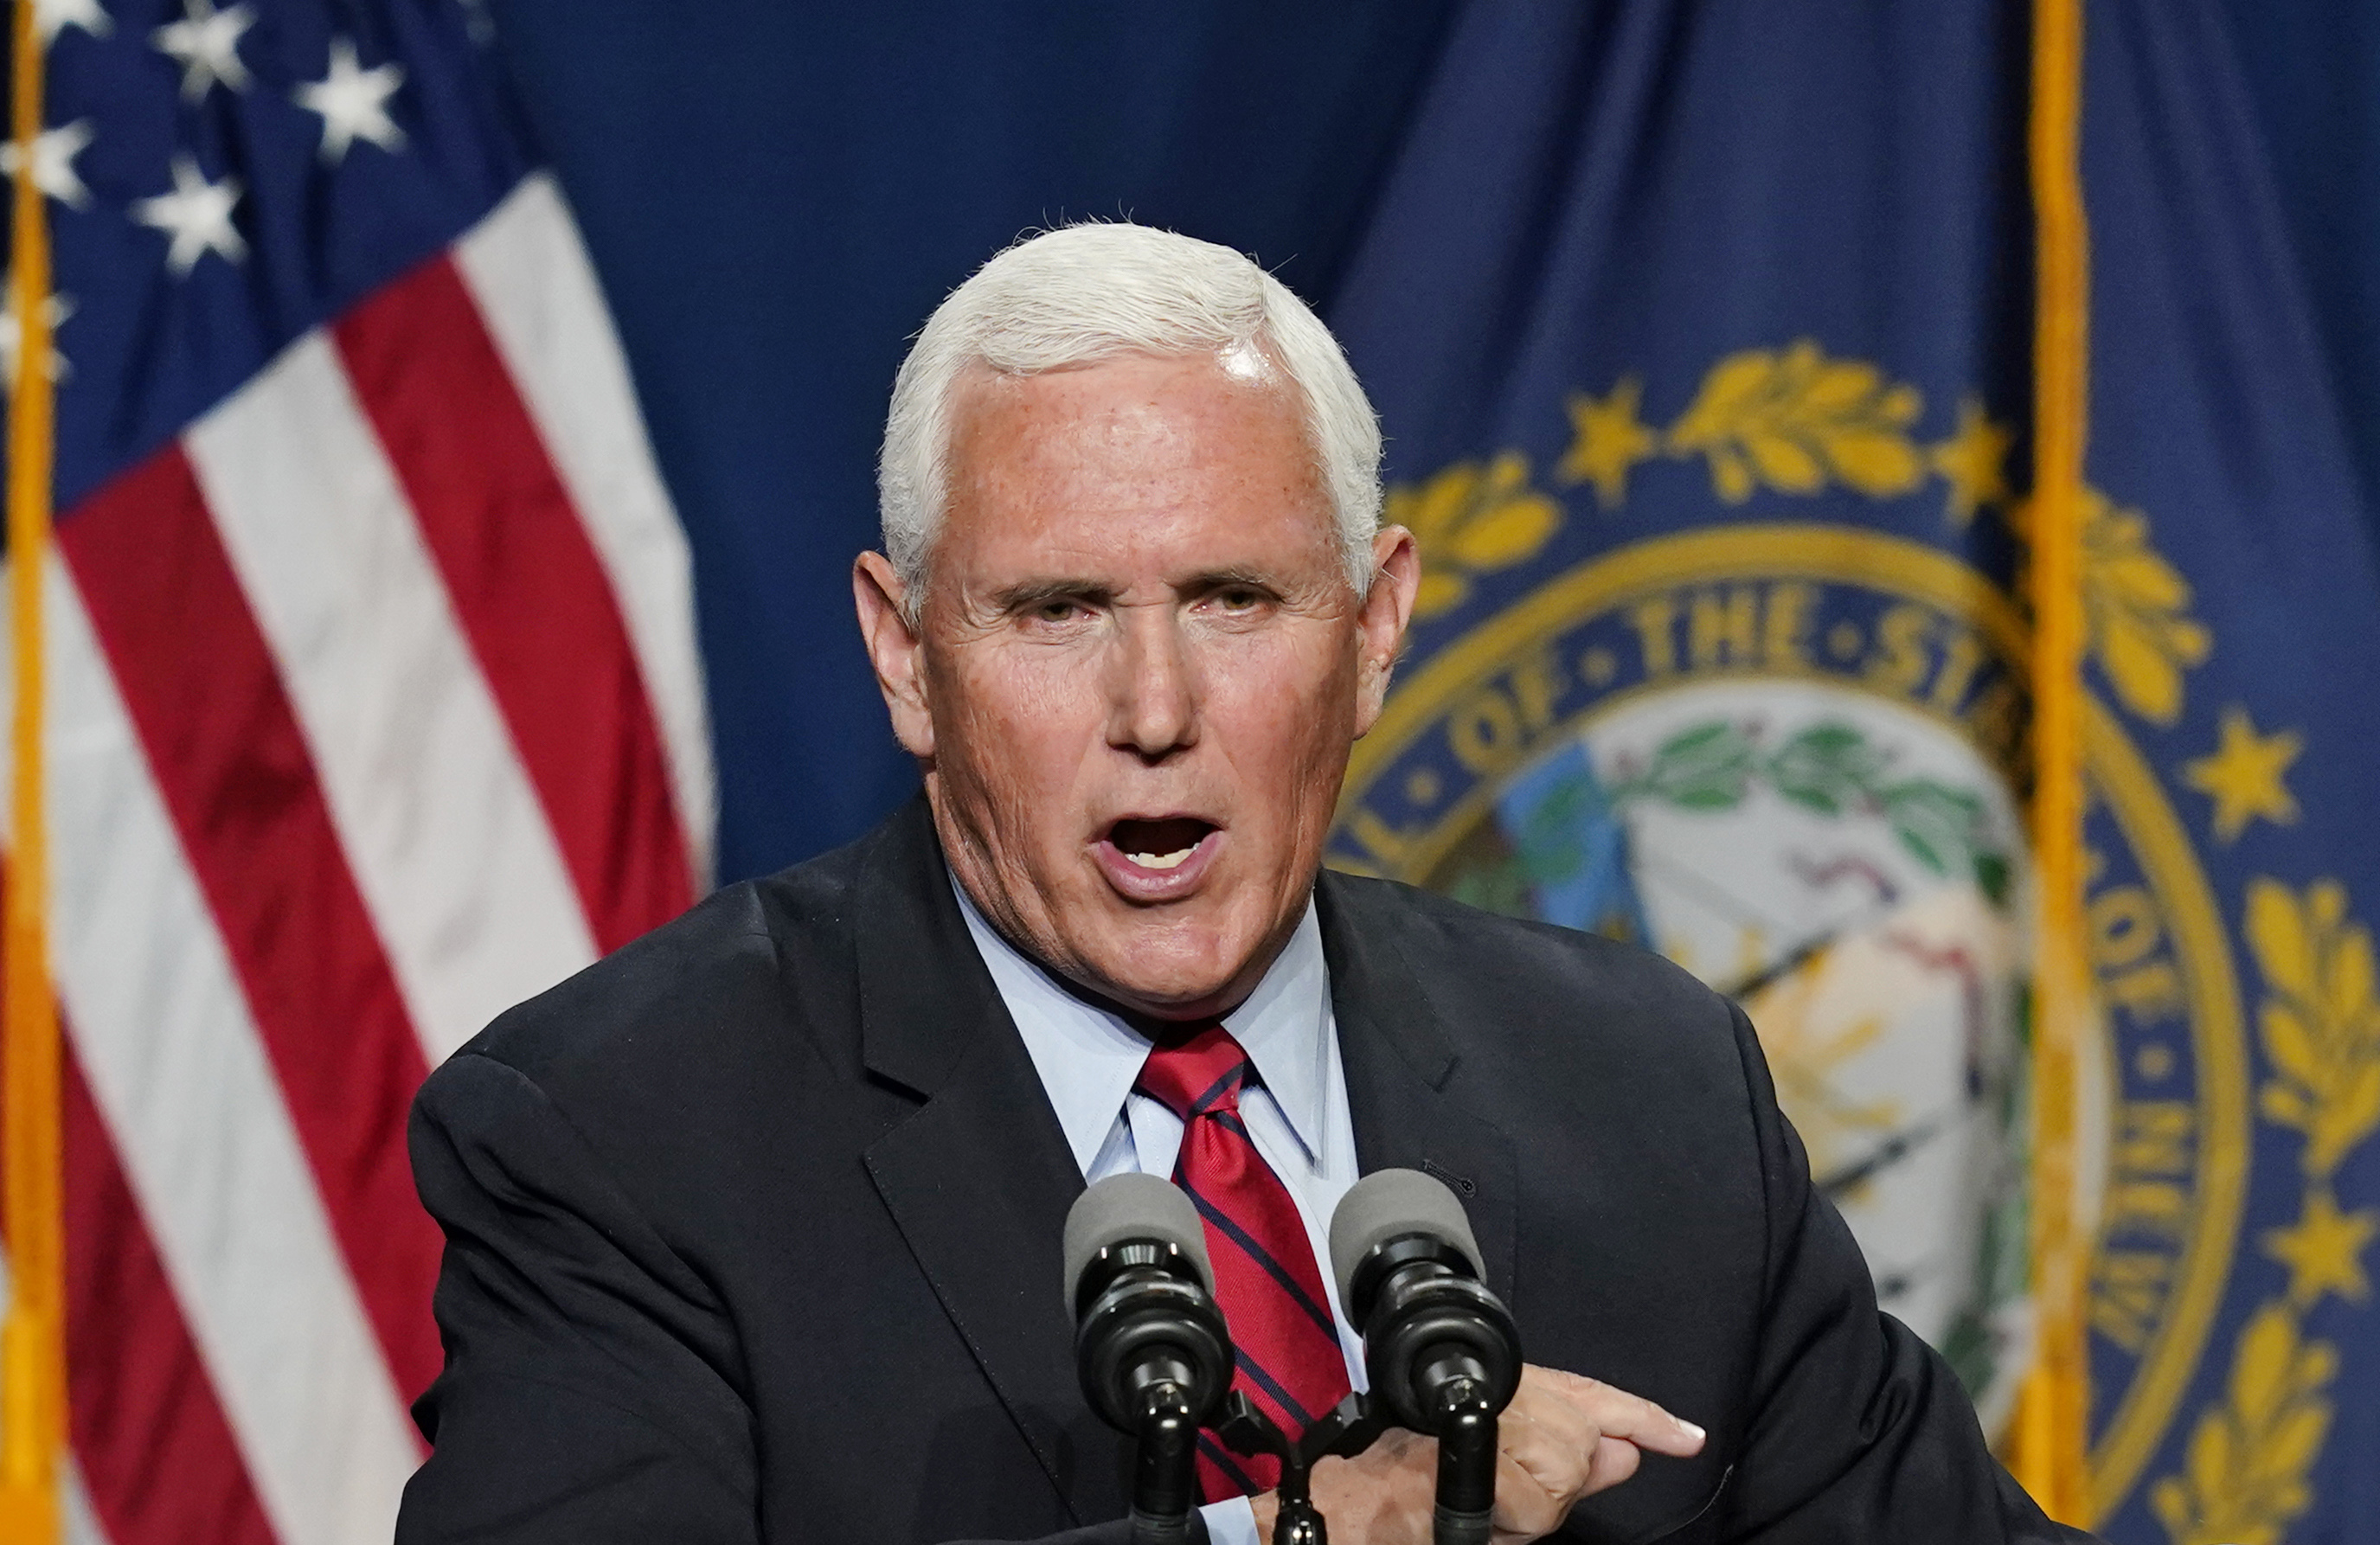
top-left (4, 1), bottom-right (713, 1540)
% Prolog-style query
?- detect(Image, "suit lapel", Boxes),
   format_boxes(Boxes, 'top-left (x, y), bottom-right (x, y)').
top-left (856, 800), bottom-right (1112, 1523)
top-left (1317, 873), bottom-right (1520, 1305)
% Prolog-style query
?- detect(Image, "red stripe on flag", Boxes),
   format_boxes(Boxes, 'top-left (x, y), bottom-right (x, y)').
top-left (335, 258), bottom-right (694, 952)
top-left (66, 1047), bottom-right (282, 1545)
top-left (0, 862), bottom-right (279, 1544)
top-left (61, 448), bottom-right (443, 1403)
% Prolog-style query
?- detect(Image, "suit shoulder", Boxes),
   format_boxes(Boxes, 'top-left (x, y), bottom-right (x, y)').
top-left (1321, 869), bottom-right (1741, 1048)
top-left (453, 829), bottom-right (878, 1083)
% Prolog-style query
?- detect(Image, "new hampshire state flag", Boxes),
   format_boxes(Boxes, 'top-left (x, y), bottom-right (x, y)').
top-left (1319, 3), bottom-right (2380, 1541)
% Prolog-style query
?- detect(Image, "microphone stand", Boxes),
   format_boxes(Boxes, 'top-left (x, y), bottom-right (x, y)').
top-left (1127, 1374), bottom-right (1202, 1545)
top-left (1427, 1377), bottom-right (1497, 1545)
top-left (1218, 1390), bottom-right (1386, 1545)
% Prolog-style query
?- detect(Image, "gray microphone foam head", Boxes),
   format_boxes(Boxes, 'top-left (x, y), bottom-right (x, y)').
top-left (1328, 1168), bottom-right (1485, 1311)
top-left (1062, 1171), bottom-right (1215, 1313)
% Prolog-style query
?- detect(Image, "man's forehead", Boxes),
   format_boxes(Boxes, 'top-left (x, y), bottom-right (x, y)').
top-left (947, 353), bottom-right (1318, 490)
top-left (919, 346), bottom-right (1338, 598)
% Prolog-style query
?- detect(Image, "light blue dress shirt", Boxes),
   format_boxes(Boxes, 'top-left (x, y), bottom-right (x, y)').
top-left (952, 881), bottom-right (1368, 1545)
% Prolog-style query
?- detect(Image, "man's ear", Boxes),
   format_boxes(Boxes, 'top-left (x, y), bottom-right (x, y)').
top-left (1352, 525), bottom-right (1420, 738)
top-left (853, 551), bottom-right (935, 760)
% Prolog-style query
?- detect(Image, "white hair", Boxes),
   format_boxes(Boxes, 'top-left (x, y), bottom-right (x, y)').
top-left (878, 222), bottom-right (1383, 612)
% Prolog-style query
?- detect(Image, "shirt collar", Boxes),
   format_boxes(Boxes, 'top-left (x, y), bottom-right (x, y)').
top-left (1218, 902), bottom-right (1331, 1163)
top-left (951, 878), bottom-right (1334, 1174)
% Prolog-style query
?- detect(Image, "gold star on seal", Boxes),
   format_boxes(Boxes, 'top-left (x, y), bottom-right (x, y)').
top-left (1558, 376), bottom-right (1659, 510)
top-left (2262, 1188), bottom-right (2378, 1307)
top-left (1928, 398), bottom-right (2012, 524)
top-left (2184, 706), bottom-right (2302, 843)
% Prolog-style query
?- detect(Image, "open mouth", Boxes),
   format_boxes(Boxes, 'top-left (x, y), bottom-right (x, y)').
top-left (1104, 816), bottom-right (1217, 871)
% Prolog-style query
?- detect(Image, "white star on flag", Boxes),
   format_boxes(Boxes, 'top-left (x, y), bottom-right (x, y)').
top-left (294, 39), bottom-right (407, 165)
top-left (33, 0), bottom-right (111, 44)
top-left (132, 155), bottom-right (247, 275)
top-left (151, 0), bottom-right (255, 102)
top-left (0, 279), bottom-right (75, 390)
top-left (1, 120), bottom-right (96, 209)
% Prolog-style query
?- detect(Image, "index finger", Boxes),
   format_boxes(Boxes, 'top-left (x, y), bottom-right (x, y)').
top-left (1528, 1366), bottom-right (1706, 1458)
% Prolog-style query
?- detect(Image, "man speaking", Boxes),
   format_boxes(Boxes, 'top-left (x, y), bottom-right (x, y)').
top-left (397, 225), bottom-right (2090, 1543)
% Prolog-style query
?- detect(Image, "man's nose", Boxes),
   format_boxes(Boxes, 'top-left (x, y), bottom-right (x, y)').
top-left (1107, 606), bottom-right (1199, 759)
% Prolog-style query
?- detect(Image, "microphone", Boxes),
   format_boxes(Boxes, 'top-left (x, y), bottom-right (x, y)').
top-left (1064, 1173), bottom-right (1235, 1545)
top-left (1329, 1169), bottom-right (1522, 1545)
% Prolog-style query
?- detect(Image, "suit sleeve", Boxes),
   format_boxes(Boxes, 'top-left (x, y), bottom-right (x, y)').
top-left (398, 1052), bottom-right (1201, 1545)
top-left (397, 1051), bottom-right (758, 1544)
top-left (1712, 1003), bottom-right (2101, 1545)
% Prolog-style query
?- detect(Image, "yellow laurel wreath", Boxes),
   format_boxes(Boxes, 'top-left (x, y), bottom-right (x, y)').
top-left (2080, 488), bottom-right (2212, 726)
top-left (1557, 350), bottom-right (2011, 520)
top-left (2152, 878), bottom-right (2380, 1545)
top-left (2246, 878), bottom-right (2380, 1180)
top-left (1665, 339), bottom-right (1928, 504)
top-left (2006, 485), bottom-right (2210, 723)
top-left (1387, 451), bottom-right (1564, 619)
top-left (2149, 1304), bottom-right (2337, 1545)
top-left (1445, 349), bottom-right (2210, 725)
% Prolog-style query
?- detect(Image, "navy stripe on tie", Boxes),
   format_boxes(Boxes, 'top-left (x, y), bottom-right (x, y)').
top-left (1188, 1061), bottom-right (1248, 1115)
top-left (1209, 1109), bottom-right (1255, 1145)
top-left (1179, 1179), bottom-right (1341, 1343)
top-left (1198, 1432), bottom-right (1262, 1496)
top-left (1233, 1346), bottom-right (1318, 1431)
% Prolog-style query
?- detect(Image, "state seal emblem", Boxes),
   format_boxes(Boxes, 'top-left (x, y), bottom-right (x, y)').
top-left (1331, 343), bottom-right (2272, 1525)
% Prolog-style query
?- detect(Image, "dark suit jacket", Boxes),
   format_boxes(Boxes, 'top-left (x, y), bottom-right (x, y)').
top-left (398, 796), bottom-right (2089, 1544)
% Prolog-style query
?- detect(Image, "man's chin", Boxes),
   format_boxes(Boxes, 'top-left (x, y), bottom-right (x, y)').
top-left (1065, 924), bottom-right (1269, 1023)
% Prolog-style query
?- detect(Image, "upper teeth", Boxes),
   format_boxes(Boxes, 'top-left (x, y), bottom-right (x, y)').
top-left (1130, 846), bottom-right (1196, 869)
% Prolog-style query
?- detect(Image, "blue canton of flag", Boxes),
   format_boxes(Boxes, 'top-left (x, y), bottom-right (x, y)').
top-left (29, 0), bottom-right (524, 505)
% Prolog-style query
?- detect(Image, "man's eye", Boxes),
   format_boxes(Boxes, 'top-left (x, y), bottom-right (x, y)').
top-left (1034, 599), bottom-right (1081, 622)
top-left (1216, 588), bottom-right (1262, 611)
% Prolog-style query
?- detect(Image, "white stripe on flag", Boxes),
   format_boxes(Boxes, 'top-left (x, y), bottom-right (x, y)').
top-left (183, 333), bottom-right (600, 1062)
top-left (457, 174), bottom-right (718, 887)
top-left (34, 559), bottom-right (417, 1545)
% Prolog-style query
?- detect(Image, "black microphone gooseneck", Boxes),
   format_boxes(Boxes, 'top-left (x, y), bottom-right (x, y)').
top-left (1329, 1170), bottom-right (1522, 1545)
top-left (1065, 1173), bottom-right (1235, 1545)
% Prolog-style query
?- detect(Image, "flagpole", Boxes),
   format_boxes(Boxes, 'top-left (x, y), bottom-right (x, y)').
top-left (2014, 0), bottom-right (2092, 1524)
top-left (1, 0), bottom-right (67, 1532)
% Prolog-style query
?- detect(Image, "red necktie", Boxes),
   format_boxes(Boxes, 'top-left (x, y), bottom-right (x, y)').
top-left (1134, 1023), bottom-right (1352, 1499)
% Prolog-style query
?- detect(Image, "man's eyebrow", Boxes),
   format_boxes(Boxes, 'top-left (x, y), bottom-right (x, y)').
top-left (988, 576), bottom-right (1114, 612)
top-left (1181, 566), bottom-right (1274, 592)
